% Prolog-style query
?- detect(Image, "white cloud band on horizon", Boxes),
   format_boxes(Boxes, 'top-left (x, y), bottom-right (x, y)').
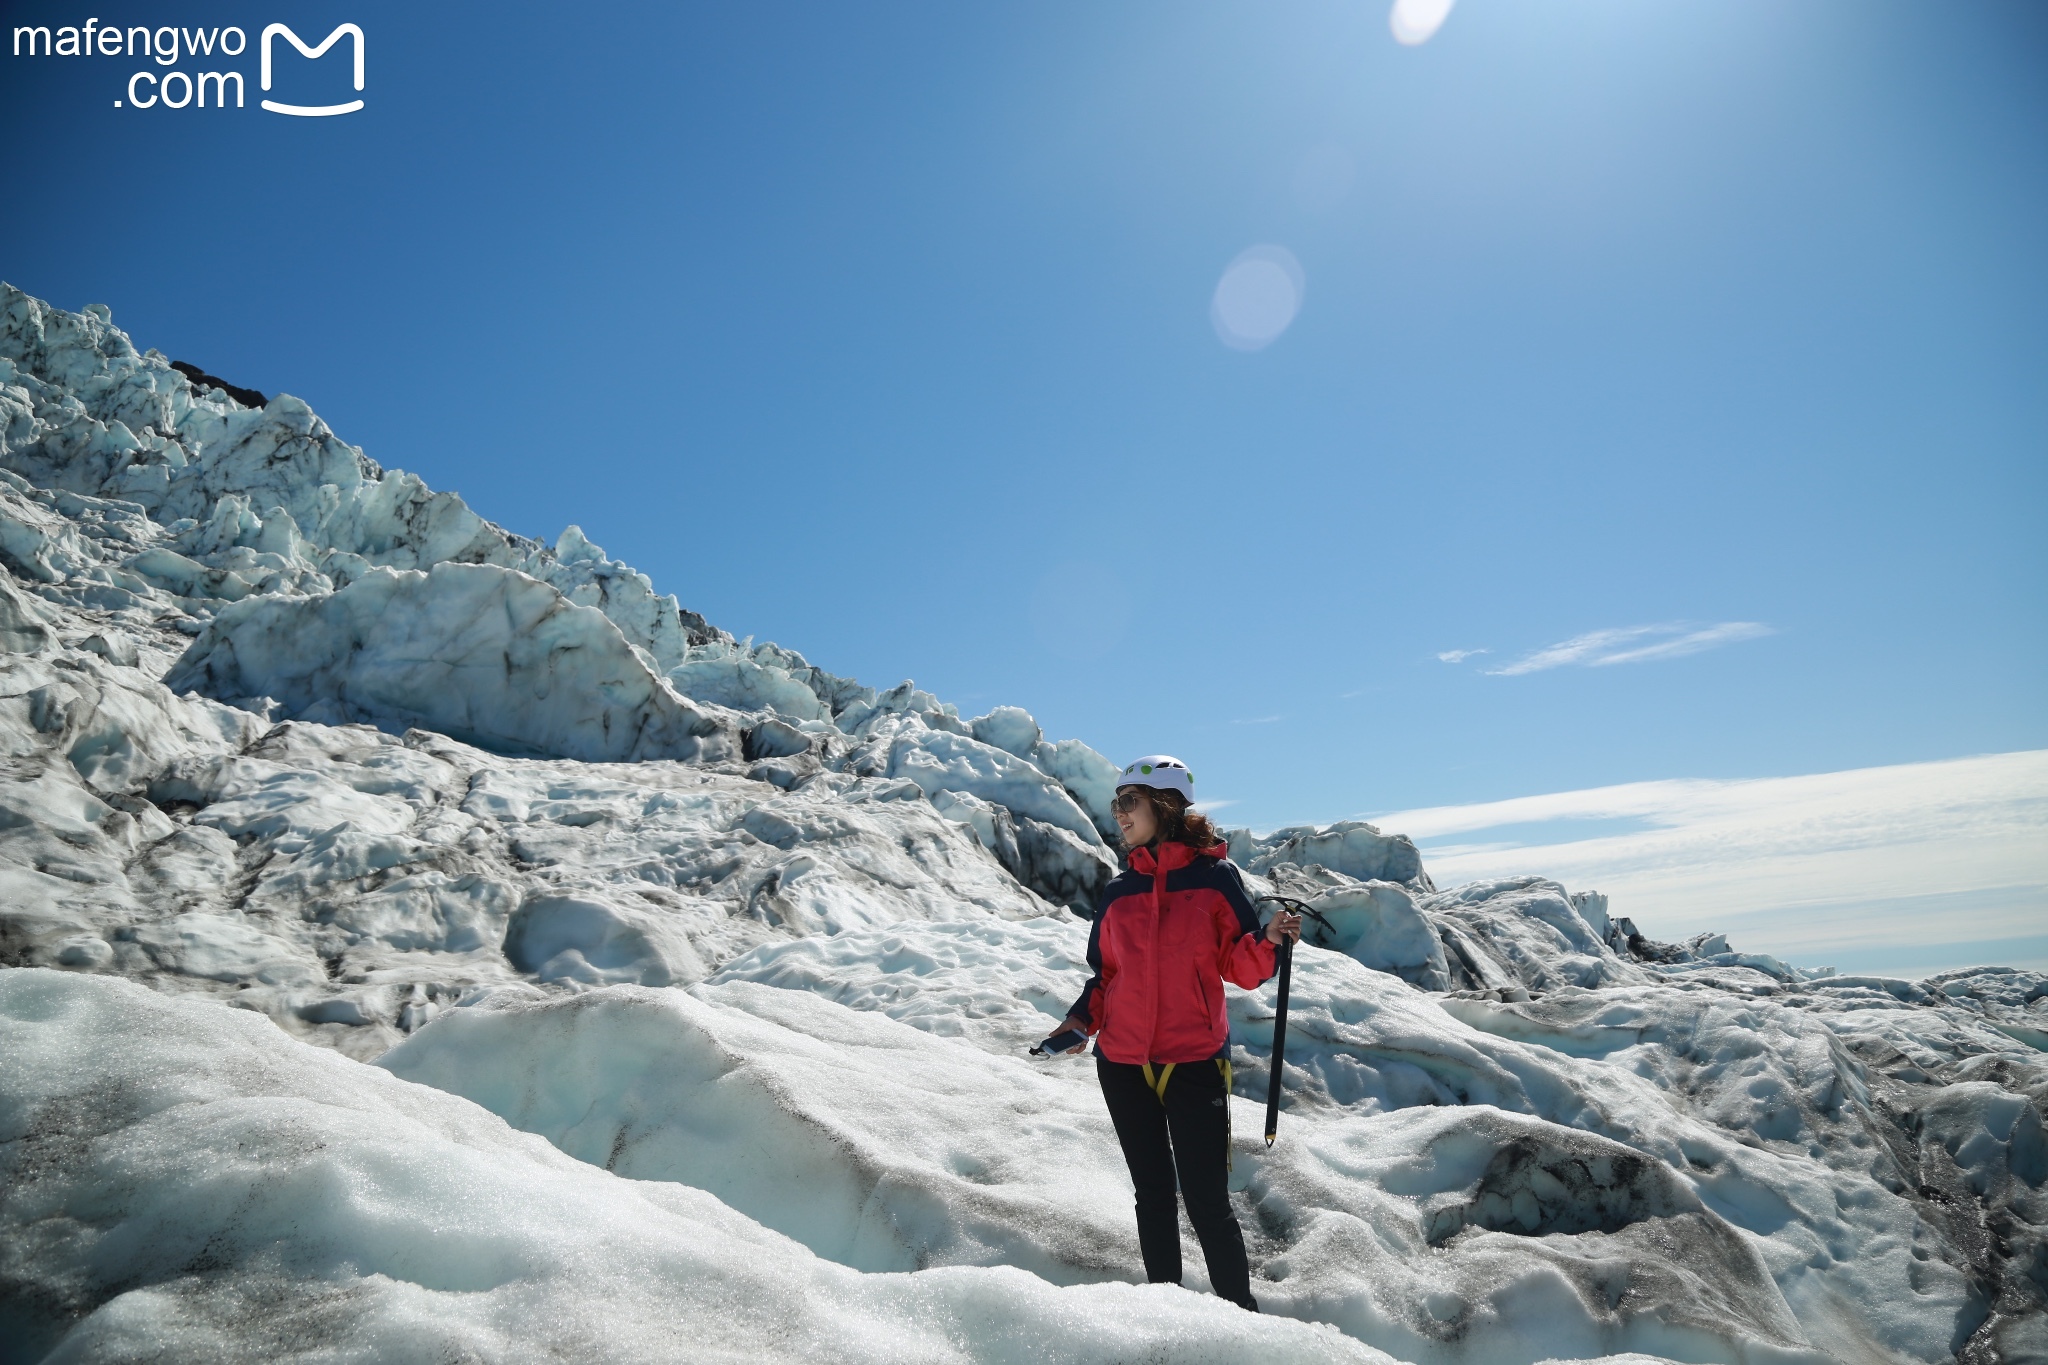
top-left (1486, 621), bottom-right (1773, 676)
top-left (1364, 750), bottom-right (2048, 974)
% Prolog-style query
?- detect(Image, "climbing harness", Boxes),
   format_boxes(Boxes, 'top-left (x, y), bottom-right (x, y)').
top-left (1141, 1057), bottom-right (1238, 1169)
top-left (1140, 1059), bottom-right (1233, 1104)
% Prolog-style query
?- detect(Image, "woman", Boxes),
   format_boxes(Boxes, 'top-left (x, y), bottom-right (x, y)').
top-left (1038, 755), bottom-right (1301, 1312)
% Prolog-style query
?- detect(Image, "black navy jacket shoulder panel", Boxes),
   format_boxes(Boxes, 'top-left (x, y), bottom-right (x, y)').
top-left (1159, 856), bottom-right (1262, 936)
top-left (1215, 857), bottom-right (1263, 937)
top-left (1161, 859), bottom-right (1227, 894)
top-left (1097, 867), bottom-right (1149, 908)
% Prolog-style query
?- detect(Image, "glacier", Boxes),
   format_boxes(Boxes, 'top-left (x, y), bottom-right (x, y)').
top-left (0, 283), bottom-right (2042, 1364)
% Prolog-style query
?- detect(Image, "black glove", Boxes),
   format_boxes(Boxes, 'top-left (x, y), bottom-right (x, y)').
top-left (1030, 1027), bottom-right (1087, 1057)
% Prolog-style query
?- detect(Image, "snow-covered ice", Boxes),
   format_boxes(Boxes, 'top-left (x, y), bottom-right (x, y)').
top-left (1, 284), bottom-right (2043, 1363)
top-left (0, 969), bottom-right (1386, 1365)
top-left (164, 561), bottom-right (740, 764)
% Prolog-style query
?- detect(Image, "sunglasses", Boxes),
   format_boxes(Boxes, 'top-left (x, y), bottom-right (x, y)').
top-left (1111, 790), bottom-right (1154, 814)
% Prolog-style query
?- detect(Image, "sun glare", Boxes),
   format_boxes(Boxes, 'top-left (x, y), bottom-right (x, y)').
top-left (1389, 0), bottom-right (1456, 46)
top-left (1211, 245), bottom-right (1305, 352)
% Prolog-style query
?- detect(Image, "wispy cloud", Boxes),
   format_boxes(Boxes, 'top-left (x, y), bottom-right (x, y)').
top-left (1192, 798), bottom-right (1238, 814)
top-left (1364, 751), bottom-right (2048, 975)
top-left (1487, 622), bottom-right (1772, 676)
top-left (1437, 648), bottom-right (1488, 664)
top-left (1231, 715), bottom-right (1284, 726)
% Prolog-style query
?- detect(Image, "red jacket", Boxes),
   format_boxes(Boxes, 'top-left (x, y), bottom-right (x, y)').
top-left (1068, 841), bottom-right (1277, 1065)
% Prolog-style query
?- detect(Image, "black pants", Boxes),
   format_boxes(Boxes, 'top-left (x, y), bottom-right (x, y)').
top-left (1096, 1056), bottom-right (1257, 1310)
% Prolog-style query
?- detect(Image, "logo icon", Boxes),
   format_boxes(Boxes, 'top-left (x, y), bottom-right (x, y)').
top-left (260, 23), bottom-right (363, 116)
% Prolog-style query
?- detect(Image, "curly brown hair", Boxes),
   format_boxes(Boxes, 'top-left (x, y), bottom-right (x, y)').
top-left (1123, 786), bottom-right (1223, 853)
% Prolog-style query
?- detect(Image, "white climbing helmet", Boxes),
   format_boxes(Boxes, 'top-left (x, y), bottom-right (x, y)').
top-left (1117, 755), bottom-right (1194, 802)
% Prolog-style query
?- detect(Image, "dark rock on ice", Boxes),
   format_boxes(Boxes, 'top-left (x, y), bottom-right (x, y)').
top-left (168, 359), bottom-right (268, 410)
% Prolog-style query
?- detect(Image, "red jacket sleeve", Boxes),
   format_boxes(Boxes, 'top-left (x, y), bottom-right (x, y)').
top-left (1211, 867), bottom-right (1277, 987)
top-left (1220, 926), bottom-right (1277, 988)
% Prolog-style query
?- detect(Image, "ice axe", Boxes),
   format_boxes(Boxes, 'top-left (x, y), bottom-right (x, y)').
top-left (1253, 894), bottom-right (1334, 1146)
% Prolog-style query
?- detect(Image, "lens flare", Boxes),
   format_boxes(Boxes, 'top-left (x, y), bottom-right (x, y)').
top-left (1210, 245), bottom-right (1304, 352)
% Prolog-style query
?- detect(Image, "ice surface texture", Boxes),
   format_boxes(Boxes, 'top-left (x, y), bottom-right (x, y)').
top-left (165, 561), bottom-right (738, 763)
top-left (0, 969), bottom-right (1386, 1365)
top-left (2, 284), bottom-right (2045, 1363)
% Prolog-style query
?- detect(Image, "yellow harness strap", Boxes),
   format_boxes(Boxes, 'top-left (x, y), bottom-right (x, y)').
top-left (1143, 1060), bottom-right (1237, 1170)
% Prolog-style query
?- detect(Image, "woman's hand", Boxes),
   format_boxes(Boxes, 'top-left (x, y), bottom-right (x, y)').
top-left (1265, 910), bottom-right (1302, 945)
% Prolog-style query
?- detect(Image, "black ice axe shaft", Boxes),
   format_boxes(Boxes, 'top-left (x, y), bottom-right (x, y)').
top-left (1264, 936), bottom-right (1293, 1147)
top-left (1255, 895), bottom-right (1323, 1147)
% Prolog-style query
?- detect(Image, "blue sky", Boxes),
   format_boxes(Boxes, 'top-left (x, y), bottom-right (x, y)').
top-left (4, 2), bottom-right (2043, 860)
